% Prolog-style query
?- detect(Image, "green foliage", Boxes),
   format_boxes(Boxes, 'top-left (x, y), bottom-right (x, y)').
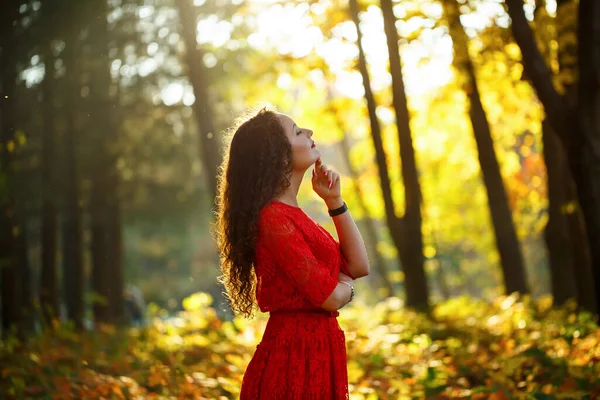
top-left (1, 293), bottom-right (599, 399)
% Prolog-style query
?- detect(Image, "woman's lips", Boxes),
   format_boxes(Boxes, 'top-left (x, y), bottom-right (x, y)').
top-left (311, 141), bottom-right (316, 148)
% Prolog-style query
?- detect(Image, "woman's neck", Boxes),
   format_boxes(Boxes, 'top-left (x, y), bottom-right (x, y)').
top-left (274, 170), bottom-right (304, 207)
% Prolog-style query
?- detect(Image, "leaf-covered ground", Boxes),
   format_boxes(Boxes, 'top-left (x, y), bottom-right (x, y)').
top-left (2, 293), bottom-right (600, 399)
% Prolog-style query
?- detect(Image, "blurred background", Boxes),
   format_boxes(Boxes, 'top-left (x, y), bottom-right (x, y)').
top-left (1, 0), bottom-right (598, 333)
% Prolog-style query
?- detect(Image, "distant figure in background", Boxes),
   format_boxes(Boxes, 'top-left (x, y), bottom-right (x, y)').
top-left (215, 107), bottom-right (370, 399)
top-left (124, 285), bottom-right (145, 326)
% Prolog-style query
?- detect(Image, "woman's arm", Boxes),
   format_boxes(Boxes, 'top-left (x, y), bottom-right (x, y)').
top-left (320, 278), bottom-right (353, 311)
top-left (325, 197), bottom-right (370, 279)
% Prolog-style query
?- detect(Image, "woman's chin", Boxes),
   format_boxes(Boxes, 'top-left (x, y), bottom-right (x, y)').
top-left (312, 149), bottom-right (321, 161)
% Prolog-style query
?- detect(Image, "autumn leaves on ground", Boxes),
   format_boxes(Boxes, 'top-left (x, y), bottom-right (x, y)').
top-left (1, 293), bottom-right (600, 399)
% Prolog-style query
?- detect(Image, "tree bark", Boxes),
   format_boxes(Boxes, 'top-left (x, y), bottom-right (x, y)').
top-left (40, 0), bottom-right (59, 323)
top-left (105, 35), bottom-right (125, 325)
top-left (62, 1), bottom-right (84, 329)
top-left (88, 0), bottom-right (115, 324)
top-left (106, 171), bottom-right (125, 324)
top-left (574, 0), bottom-right (600, 315)
top-left (0, 0), bottom-right (23, 334)
top-left (444, 0), bottom-right (529, 295)
top-left (507, 0), bottom-right (600, 315)
top-left (541, 119), bottom-right (578, 304)
top-left (175, 0), bottom-right (220, 202)
top-left (18, 216), bottom-right (34, 332)
top-left (380, 0), bottom-right (430, 309)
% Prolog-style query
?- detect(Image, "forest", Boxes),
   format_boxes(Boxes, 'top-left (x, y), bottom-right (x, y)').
top-left (1, 0), bottom-right (600, 398)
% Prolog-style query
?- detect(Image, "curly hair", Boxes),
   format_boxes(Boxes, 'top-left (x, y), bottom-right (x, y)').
top-left (215, 107), bottom-right (293, 318)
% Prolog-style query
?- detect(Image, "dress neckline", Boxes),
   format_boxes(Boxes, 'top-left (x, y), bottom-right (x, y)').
top-left (271, 200), bottom-right (301, 209)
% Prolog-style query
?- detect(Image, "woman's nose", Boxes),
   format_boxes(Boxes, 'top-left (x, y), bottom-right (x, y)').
top-left (307, 129), bottom-right (313, 138)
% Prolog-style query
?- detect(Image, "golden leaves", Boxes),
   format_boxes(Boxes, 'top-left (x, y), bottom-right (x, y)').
top-left (1, 292), bottom-right (599, 399)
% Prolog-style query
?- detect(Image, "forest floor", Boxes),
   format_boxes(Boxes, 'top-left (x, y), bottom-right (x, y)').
top-left (1, 293), bottom-right (600, 399)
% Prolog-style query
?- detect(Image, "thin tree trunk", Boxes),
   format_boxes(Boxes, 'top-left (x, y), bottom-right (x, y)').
top-left (444, 0), bottom-right (529, 295)
top-left (175, 0), bottom-right (220, 201)
top-left (380, 0), bottom-right (430, 309)
top-left (18, 216), bottom-right (34, 332)
top-left (106, 169), bottom-right (124, 324)
top-left (507, 0), bottom-right (600, 315)
top-left (436, 260), bottom-right (451, 301)
top-left (62, 1), bottom-right (85, 329)
top-left (348, 0), bottom-right (427, 309)
top-left (40, 1), bottom-right (59, 322)
top-left (88, 1), bottom-right (114, 324)
top-left (105, 39), bottom-right (125, 325)
top-left (0, 0), bottom-right (23, 334)
top-left (338, 134), bottom-right (393, 297)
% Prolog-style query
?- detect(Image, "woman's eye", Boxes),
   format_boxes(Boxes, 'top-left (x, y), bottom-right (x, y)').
top-left (296, 129), bottom-right (302, 135)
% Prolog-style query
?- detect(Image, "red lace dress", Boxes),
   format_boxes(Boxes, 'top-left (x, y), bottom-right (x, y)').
top-left (240, 201), bottom-right (352, 400)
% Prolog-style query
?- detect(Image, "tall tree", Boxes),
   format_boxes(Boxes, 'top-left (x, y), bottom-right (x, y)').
top-left (106, 48), bottom-right (125, 325)
top-left (532, 0), bottom-right (582, 307)
top-left (443, 0), bottom-right (529, 295)
top-left (0, 0), bottom-right (23, 333)
top-left (39, 0), bottom-right (60, 323)
top-left (554, 0), bottom-right (595, 312)
top-left (61, 1), bottom-right (85, 328)
top-left (506, 0), bottom-right (600, 314)
top-left (379, 0), bottom-right (430, 309)
top-left (175, 0), bottom-right (221, 202)
top-left (87, 0), bottom-right (118, 324)
top-left (338, 130), bottom-right (393, 297)
top-left (348, 0), bottom-right (429, 310)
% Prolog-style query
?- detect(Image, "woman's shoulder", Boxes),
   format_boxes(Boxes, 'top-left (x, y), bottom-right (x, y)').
top-left (258, 201), bottom-right (305, 226)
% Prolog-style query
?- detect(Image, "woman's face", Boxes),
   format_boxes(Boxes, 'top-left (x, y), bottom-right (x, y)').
top-left (277, 113), bottom-right (320, 171)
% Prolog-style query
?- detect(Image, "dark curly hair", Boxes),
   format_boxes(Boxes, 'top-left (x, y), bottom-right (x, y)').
top-left (215, 107), bottom-right (293, 318)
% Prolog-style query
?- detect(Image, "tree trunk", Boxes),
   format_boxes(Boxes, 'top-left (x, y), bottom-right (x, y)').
top-left (40, 2), bottom-right (59, 323)
top-left (106, 175), bottom-right (125, 324)
top-left (348, 0), bottom-right (428, 309)
top-left (338, 133), bottom-right (393, 297)
top-left (538, 0), bottom-right (595, 312)
top-left (0, 0), bottom-right (23, 334)
top-left (574, 0), bottom-right (600, 315)
top-left (507, 0), bottom-right (600, 315)
top-left (104, 38), bottom-right (125, 325)
top-left (62, 1), bottom-right (85, 328)
top-left (435, 260), bottom-right (451, 301)
top-left (533, 0), bottom-right (578, 306)
top-left (565, 179), bottom-right (595, 312)
top-left (380, 0), bottom-right (430, 309)
top-left (444, 0), bottom-right (529, 295)
top-left (175, 0), bottom-right (220, 201)
top-left (18, 216), bottom-right (34, 332)
top-left (541, 120), bottom-right (577, 304)
top-left (88, 1), bottom-right (114, 324)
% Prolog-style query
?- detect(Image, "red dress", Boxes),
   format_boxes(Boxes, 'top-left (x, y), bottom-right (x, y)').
top-left (240, 201), bottom-right (351, 400)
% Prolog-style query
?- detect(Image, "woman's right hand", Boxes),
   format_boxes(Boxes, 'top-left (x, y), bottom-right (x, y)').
top-left (312, 158), bottom-right (341, 203)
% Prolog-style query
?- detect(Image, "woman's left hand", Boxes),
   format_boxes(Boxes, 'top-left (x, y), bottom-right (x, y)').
top-left (311, 158), bottom-right (341, 201)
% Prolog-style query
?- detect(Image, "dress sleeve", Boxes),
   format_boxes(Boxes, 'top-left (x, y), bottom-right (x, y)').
top-left (259, 206), bottom-right (339, 308)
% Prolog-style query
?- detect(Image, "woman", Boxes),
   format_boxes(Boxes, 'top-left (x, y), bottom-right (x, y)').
top-left (216, 107), bottom-right (370, 399)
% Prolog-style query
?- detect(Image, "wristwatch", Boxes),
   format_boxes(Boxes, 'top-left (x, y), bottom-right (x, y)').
top-left (328, 202), bottom-right (348, 217)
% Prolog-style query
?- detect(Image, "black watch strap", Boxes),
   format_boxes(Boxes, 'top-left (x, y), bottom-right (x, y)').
top-left (328, 202), bottom-right (348, 217)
